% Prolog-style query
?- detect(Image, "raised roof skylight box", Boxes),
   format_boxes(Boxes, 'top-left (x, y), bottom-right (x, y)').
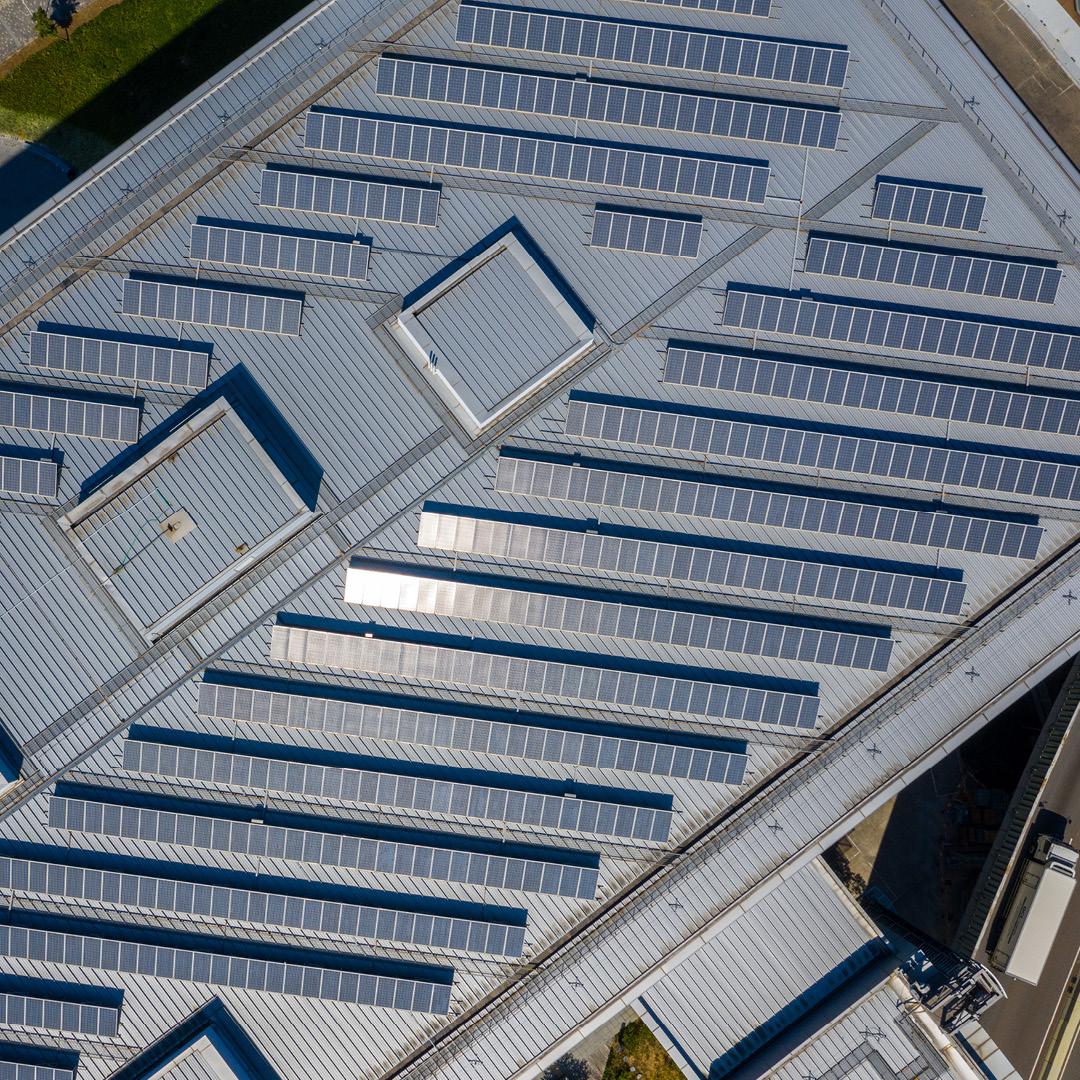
top-left (59, 377), bottom-right (318, 641)
top-left (390, 225), bottom-right (594, 436)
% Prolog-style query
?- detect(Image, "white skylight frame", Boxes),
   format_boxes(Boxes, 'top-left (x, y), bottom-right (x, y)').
top-left (389, 232), bottom-right (595, 436)
top-left (59, 398), bottom-right (315, 642)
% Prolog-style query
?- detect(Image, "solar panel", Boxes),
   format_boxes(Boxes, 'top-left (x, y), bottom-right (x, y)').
top-left (455, 3), bottom-right (849, 88)
top-left (0, 920), bottom-right (452, 1015)
top-left (0, 1061), bottom-right (73, 1080)
top-left (0, 455), bottom-right (58, 498)
top-left (566, 396), bottom-right (1080, 505)
top-left (122, 738), bottom-right (673, 843)
top-left (625, 0), bottom-right (770, 13)
top-left (0, 991), bottom-right (117, 1038)
top-left (304, 110), bottom-right (770, 204)
top-left (664, 345), bottom-right (1080, 436)
top-left (804, 234), bottom-right (1060, 304)
top-left (121, 276), bottom-right (303, 336)
top-left (259, 165), bottom-right (441, 226)
top-left (190, 221), bottom-right (370, 280)
top-left (199, 681), bottom-right (747, 785)
top-left (493, 454), bottom-right (1044, 559)
top-left (0, 854), bottom-right (525, 958)
top-left (723, 284), bottom-right (1080, 372)
top-left (0, 389), bottom-right (139, 442)
top-left (418, 509), bottom-right (965, 616)
top-left (591, 208), bottom-right (701, 258)
top-left (872, 177), bottom-right (985, 231)
top-left (272, 623), bottom-right (819, 728)
top-left (28, 329), bottom-right (210, 389)
top-left (347, 565), bottom-right (892, 671)
top-left (48, 796), bottom-right (599, 899)
top-left (375, 56), bottom-right (841, 150)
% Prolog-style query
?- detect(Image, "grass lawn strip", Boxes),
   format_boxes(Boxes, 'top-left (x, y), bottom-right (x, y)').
top-left (601, 1019), bottom-right (685, 1080)
top-left (0, 0), bottom-right (309, 170)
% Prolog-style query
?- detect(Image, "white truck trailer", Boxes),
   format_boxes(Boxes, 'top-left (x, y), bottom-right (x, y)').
top-left (991, 834), bottom-right (1078, 986)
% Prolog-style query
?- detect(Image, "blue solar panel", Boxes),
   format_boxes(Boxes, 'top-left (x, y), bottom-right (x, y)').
top-left (304, 109), bottom-right (770, 203)
top-left (493, 454), bottom-right (1044, 559)
top-left (199, 681), bottom-right (747, 784)
top-left (272, 622), bottom-right (820, 728)
top-left (419, 508), bottom-right (965, 616)
top-left (122, 738), bottom-right (673, 843)
top-left (626, 0), bottom-right (769, 12)
top-left (664, 345), bottom-right (1080, 436)
top-left (28, 329), bottom-right (209, 388)
top-left (873, 177), bottom-right (985, 231)
top-left (591, 208), bottom-right (701, 258)
top-left (0, 854), bottom-right (525, 957)
top-left (48, 796), bottom-right (600, 899)
top-left (0, 991), bottom-right (117, 1037)
top-left (376, 56), bottom-right (841, 150)
top-left (0, 919), bottom-right (452, 1014)
top-left (0, 1060), bottom-right (73, 1080)
top-left (122, 276), bottom-right (303, 336)
top-left (190, 221), bottom-right (369, 280)
top-left (566, 395), bottom-right (1080, 505)
top-left (259, 165), bottom-right (441, 225)
top-left (0, 388), bottom-right (139, 442)
top-left (723, 284), bottom-right (1080, 372)
top-left (804, 234), bottom-right (1060, 304)
top-left (455, 3), bottom-right (849, 88)
top-left (347, 563), bottom-right (892, 671)
top-left (0, 454), bottom-right (57, 498)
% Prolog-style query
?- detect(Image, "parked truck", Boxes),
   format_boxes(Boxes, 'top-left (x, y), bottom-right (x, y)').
top-left (990, 833), bottom-right (1079, 986)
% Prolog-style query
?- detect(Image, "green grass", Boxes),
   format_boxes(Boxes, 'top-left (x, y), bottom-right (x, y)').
top-left (601, 1020), bottom-right (684, 1080)
top-left (0, 0), bottom-right (311, 170)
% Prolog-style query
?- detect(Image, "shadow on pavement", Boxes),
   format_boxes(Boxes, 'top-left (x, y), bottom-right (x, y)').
top-left (0, 138), bottom-right (73, 233)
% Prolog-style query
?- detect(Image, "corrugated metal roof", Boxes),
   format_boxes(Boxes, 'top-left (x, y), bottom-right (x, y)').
top-left (0, 0), bottom-right (1079, 1072)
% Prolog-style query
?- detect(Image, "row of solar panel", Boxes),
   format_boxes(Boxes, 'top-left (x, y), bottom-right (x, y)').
top-left (492, 455), bottom-right (1044, 560)
top-left (723, 285), bottom-right (1080, 371)
top-left (0, 1060), bottom-right (73, 1080)
top-left (304, 111), bottom-right (770, 204)
top-left (271, 623), bottom-right (819, 728)
top-left (0, 455), bottom-right (58, 499)
top-left (49, 797), bottom-right (600, 899)
top-left (0, 856), bottom-right (525, 958)
top-left (419, 510), bottom-right (966, 616)
top-left (375, 56), bottom-right (842, 150)
top-left (0, 923), bottom-right (452, 1015)
top-left (591, 208), bottom-right (701, 258)
top-left (197, 682), bottom-right (748, 784)
top-left (346, 566), bottom-right (893, 670)
top-left (628, 0), bottom-right (770, 14)
top-left (123, 739), bottom-right (673, 842)
top-left (663, 346), bottom-right (1080, 437)
top-left (0, 389), bottom-right (139, 443)
top-left (259, 166), bottom-right (441, 226)
top-left (873, 179), bottom-right (985, 232)
top-left (0, 992), bottom-right (117, 1037)
top-left (456, 3), bottom-right (849, 88)
top-left (27, 330), bottom-right (210, 389)
top-left (565, 398), bottom-right (1080, 504)
top-left (804, 234), bottom-right (1060, 304)
top-left (121, 278), bottom-right (303, 336)
top-left (190, 222), bottom-right (370, 281)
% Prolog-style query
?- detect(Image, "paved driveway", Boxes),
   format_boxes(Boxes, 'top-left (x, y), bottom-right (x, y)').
top-left (0, 0), bottom-right (35, 64)
top-left (0, 135), bottom-right (71, 234)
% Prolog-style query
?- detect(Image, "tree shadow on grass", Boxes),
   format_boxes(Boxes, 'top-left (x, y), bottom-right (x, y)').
top-left (36, 0), bottom-right (313, 174)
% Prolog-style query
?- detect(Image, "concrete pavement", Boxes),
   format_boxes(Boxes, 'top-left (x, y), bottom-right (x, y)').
top-left (0, 135), bottom-right (71, 235)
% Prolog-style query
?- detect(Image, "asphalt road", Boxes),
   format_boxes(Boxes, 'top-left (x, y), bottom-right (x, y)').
top-left (980, 721), bottom-right (1080, 1080)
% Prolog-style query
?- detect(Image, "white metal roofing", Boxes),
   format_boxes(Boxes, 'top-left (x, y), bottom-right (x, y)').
top-left (0, 0), bottom-right (1079, 1073)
